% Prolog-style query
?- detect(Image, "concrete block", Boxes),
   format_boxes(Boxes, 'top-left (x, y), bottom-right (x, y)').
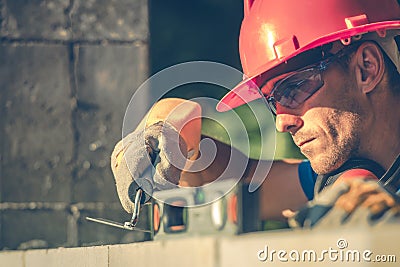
top-left (109, 237), bottom-right (217, 267)
top-left (71, 0), bottom-right (148, 41)
top-left (0, 0), bottom-right (71, 40)
top-left (25, 246), bottom-right (108, 267)
top-left (0, 44), bottom-right (73, 202)
top-left (73, 44), bottom-right (148, 202)
top-left (1, 210), bottom-right (68, 250)
top-left (0, 250), bottom-right (24, 267)
top-left (2, 226), bottom-right (399, 266)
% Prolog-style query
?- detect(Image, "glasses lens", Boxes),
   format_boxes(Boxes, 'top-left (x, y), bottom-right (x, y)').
top-left (272, 68), bottom-right (324, 110)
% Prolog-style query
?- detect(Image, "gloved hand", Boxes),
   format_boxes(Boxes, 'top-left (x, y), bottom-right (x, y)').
top-left (287, 179), bottom-right (400, 229)
top-left (111, 98), bottom-right (202, 213)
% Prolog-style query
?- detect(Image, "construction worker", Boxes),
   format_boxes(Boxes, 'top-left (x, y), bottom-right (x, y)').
top-left (112, 0), bottom-right (400, 227)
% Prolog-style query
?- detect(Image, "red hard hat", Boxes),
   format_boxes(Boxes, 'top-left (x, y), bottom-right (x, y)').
top-left (217, 0), bottom-right (400, 112)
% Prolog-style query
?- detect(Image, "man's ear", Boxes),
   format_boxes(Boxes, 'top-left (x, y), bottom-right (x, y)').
top-left (354, 42), bottom-right (385, 94)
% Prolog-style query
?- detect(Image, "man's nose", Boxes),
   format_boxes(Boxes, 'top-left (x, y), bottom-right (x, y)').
top-left (275, 113), bottom-right (303, 133)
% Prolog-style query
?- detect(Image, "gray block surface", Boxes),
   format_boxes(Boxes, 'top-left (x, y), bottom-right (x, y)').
top-left (0, 0), bottom-right (149, 250)
top-left (2, 210), bottom-right (68, 249)
top-left (0, 44), bottom-right (74, 202)
top-left (0, 0), bottom-right (148, 42)
top-left (71, 0), bottom-right (148, 41)
top-left (1, 0), bottom-right (71, 40)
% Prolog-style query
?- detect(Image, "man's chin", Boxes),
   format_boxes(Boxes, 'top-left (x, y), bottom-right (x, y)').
top-left (308, 155), bottom-right (347, 175)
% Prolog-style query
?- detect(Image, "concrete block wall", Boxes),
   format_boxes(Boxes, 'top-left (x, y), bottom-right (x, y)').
top-left (1, 226), bottom-right (399, 266)
top-left (0, 0), bottom-right (149, 249)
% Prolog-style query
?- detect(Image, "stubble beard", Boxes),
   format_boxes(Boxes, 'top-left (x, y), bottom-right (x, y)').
top-left (305, 110), bottom-right (363, 175)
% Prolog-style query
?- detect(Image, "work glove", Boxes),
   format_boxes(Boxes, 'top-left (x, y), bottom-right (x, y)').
top-left (287, 179), bottom-right (400, 229)
top-left (111, 98), bottom-right (202, 213)
top-left (111, 121), bottom-right (187, 213)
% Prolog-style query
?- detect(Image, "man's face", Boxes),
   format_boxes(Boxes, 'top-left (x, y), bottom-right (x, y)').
top-left (273, 59), bottom-right (366, 174)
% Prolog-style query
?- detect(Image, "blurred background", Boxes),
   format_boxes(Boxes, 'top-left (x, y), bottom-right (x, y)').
top-left (0, 0), bottom-right (301, 250)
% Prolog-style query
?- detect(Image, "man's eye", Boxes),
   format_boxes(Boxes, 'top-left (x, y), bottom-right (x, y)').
top-left (282, 78), bottom-right (306, 89)
top-left (276, 80), bottom-right (305, 98)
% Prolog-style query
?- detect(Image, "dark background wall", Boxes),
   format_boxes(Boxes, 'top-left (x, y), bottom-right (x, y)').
top-left (0, 0), bottom-right (149, 249)
top-left (149, 0), bottom-right (242, 75)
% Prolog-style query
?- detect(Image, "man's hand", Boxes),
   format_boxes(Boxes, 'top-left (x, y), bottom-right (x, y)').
top-left (111, 98), bottom-right (202, 213)
top-left (111, 121), bottom-right (187, 213)
top-left (287, 179), bottom-right (400, 229)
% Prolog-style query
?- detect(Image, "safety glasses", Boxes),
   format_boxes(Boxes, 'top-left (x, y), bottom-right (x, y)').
top-left (262, 46), bottom-right (356, 115)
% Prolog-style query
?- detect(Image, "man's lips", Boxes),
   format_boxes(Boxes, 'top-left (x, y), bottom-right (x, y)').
top-left (296, 138), bottom-right (316, 147)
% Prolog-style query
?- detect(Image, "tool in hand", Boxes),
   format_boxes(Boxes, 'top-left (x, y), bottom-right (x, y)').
top-left (86, 167), bottom-right (154, 232)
